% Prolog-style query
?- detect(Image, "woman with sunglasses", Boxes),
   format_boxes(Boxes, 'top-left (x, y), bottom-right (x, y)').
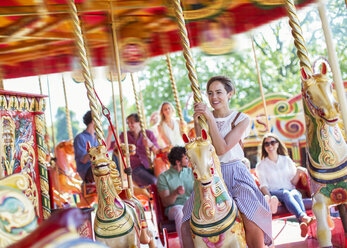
top-left (181, 76), bottom-right (273, 248)
top-left (256, 133), bottom-right (314, 237)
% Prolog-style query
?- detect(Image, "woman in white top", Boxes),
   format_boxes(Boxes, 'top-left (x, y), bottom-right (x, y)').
top-left (181, 76), bottom-right (272, 248)
top-left (157, 102), bottom-right (185, 147)
top-left (256, 133), bottom-right (314, 237)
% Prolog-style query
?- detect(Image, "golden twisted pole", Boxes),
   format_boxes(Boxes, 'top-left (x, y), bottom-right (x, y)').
top-left (131, 73), bottom-right (152, 166)
top-left (47, 79), bottom-right (56, 151)
top-left (109, 71), bottom-right (120, 137)
top-left (170, 0), bottom-right (208, 131)
top-left (165, 54), bottom-right (185, 124)
top-left (0, 67), bottom-right (4, 90)
top-left (67, 0), bottom-right (104, 144)
top-left (39, 76), bottom-right (51, 155)
top-left (139, 91), bottom-right (148, 130)
top-left (250, 35), bottom-right (270, 131)
top-left (109, 70), bottom-right (128, 189)
top-left (62, 75), bottom-right (73, 140)
top-left (284, 0), bottom-right (313, 76)
top-left (109, 1), bottom-right (133, 194)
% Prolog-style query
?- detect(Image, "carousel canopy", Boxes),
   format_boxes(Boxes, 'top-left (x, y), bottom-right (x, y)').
top-left (0, 0), bottom-right (314, 79)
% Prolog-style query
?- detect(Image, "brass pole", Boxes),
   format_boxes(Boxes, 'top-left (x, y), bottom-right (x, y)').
top-left (62, 75), bottom-right (73, 140)
top-left (165, 54), bottom-right (184, 124)
top-left (159, 32), bottom-right (185, 128)
top-left (250, 35), bottom-right (270, 131)
top-left (47, 78), bottom-right (56, 152)
top-left (109, 70), bottom-right (120, 137)
top-left (109, 70), bottom-right (128, 188)
top-left (131, 73), bottom-right (152, 166)
top-left (284, 0), bottom-right (313, 76)
top-left (109, 1), bottom-right (133, 193)
top-left (0, 67), bottom-right (4, 90)
top-left (39, 76), bottom-right (51, 155)
top-left (67, 0), bottom-right (105, 144)
top-left (317, 0), bottom-right (347, 138)
top-left (170, 0), bottom-right (208, 132)
top-left (139, 91), bottom-right (148, 130)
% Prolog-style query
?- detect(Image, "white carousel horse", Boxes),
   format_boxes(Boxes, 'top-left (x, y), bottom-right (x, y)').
top-left (183, 130), bottom-right (246, 247)
top-left (301, 62), bottom-right (347, 247)
top-left (87, 142), bottom-right (151, 248)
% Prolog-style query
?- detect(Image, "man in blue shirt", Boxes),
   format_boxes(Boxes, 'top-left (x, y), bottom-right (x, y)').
top-left (157, 146), bottom-right (194, 246)
top-left (73, 111), bottom-right (99, 183)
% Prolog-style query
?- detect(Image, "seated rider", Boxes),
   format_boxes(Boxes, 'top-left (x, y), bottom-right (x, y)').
top-left (256, 133), bottom-right (315, 237)
top-left (73, 110), bottom-right (98, 183)
top-left (119, 113), bottom-right (159, 187)
top-left (157, 146), bottom-right (194, 246)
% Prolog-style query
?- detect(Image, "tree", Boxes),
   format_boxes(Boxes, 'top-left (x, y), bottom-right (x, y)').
top-left (138, 0), bottom-right (345, 118)
top-left (54, 107), bottom-right (80, 143)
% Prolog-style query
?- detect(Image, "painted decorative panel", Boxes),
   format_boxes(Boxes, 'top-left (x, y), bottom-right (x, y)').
top-left (0, 90), bottom-right (50, 222)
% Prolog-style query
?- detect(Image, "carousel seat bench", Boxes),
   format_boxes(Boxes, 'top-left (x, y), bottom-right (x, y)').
top-left (272, 198), bottom-right (313, 220)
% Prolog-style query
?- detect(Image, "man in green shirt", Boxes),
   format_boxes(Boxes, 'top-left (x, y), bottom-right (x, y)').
top-left (157, 146), bottom-right (194, 246)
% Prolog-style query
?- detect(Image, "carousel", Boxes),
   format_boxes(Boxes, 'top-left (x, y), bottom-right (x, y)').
top-left (0, 0), bottom-right (346, 248)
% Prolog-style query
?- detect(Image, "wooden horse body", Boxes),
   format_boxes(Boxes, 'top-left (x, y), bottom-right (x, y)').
top-left (183, 131), bottom-right (246, 248)
top-left (55, 140), bottom-right (82, 194)
top-left (50, 140), bottom-right (98, 208)
top-left (301, 63), bottom-right (347, 247)
top-left (88, 144), bottom-right (151, 248)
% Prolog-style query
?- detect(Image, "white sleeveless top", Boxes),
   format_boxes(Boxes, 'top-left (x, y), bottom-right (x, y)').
top-left (215, 111), bottom-right (250, 164)
top-left (162, 119), bottom-right (185, 146)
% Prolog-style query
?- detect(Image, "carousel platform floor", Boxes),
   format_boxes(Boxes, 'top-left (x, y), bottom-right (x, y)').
top-left (142, 214), bottom-right (346, 248)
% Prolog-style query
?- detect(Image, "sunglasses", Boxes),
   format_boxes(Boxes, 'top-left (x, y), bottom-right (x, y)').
top-left (264, 140), bottom-right (278, 147)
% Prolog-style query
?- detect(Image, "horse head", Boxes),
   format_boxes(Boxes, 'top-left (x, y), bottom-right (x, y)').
top-left (301, 62), bottom-right (340, 125)
top-left (183, 129), bottom-right (216, 187)
top-left (87, 140), bottom-right (111, 177)
top-left (56, 140), bottom-right (74, 154)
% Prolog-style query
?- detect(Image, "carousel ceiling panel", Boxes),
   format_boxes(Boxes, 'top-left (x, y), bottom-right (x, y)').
top-left (0, 0), bottom-right (314, 79)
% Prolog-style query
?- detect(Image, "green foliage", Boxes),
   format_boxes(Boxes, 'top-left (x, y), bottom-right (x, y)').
top-left (54, 107), bottom-right (80, 143)
top-left (138, 0), bottom-right (346, 117)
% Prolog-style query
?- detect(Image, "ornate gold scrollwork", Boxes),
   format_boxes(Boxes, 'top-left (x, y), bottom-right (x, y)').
top-left (0, 173), bottom-right (38, 247)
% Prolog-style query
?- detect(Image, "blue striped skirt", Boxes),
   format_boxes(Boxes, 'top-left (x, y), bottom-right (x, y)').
top-left (182, 160), bottom-right (273, 246)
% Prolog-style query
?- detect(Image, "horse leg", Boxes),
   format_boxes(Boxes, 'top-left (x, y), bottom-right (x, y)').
top-left (313, 193), bottom-right (332, 247)
top-left (337, 204), bottom-right (347, 238)
top-left (181, 220), bottom-right (194, 248)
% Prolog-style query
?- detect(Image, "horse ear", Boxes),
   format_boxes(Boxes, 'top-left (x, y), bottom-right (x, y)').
top-left (86, 141), bottom-right (91, 151)
top-left (301, 67), bottom-right (309, 80)
top-left (182, 133), bottom-right (190, 144)
top-left (101, 139), bottom-right (107, 147)
top-left (201, 129), bottom-right (208, 140)
top-left (321, 62), bottom-right (327, 75)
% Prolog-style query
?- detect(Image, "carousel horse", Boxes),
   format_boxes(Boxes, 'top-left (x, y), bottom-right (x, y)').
top-left (87, 142), bottom-right (152, 248)
top-left (9, 208), bottom-right (108, 248)
top-left (52, 139), bottom-right (97, 208)
top-left (301, 62), bottom-right (347, 247)
top-left (183, 130), bottom-right (246, 248)
top-left (153, 146), bottom-right (171, 177)
top-left (55, 140), bottom-right (82, 194)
